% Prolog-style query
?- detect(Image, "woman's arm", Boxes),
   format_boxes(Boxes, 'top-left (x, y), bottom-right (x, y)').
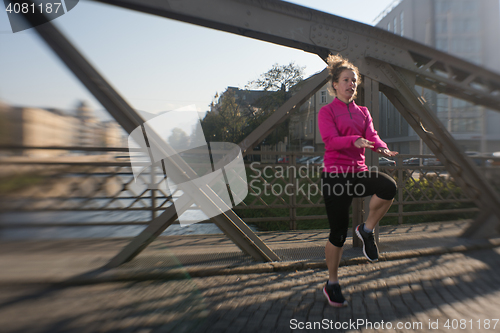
top-left (363, 107), bottom-right (399, 156)
top-left (363, 108), bottom-right (388, 151)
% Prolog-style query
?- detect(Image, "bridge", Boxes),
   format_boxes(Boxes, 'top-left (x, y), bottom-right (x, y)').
top-left (1, 1), bottom-right (500, 331)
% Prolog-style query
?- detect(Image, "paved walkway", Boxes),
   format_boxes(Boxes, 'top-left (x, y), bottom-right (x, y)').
top-left (1, 221), bottom-right (500, 332)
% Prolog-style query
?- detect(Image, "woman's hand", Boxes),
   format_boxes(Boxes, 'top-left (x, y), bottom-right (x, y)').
top-left (354, 138), bottom-right (375, 149)
top-left (377, 147), bottom-right (399, 157)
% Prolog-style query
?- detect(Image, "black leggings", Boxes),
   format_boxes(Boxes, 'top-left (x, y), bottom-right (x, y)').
top-left (321, 171), bottom-right (397, 247)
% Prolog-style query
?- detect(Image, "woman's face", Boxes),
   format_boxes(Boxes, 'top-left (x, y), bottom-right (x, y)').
top-left (333, 69), bottom-right (357, 103)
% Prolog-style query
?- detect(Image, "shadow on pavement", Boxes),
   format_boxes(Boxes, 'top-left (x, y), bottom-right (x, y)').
top-left (0, 248), bottom-right (499, 332)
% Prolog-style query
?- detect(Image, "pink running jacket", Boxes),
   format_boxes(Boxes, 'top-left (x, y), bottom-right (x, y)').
top-left (318, 98), bottom-right (388, 174)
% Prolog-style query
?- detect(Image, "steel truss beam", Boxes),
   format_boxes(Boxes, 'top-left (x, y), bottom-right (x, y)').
top-left (238, 70), bottom-right (330, 153)
top-left (15, 0), bottom-right (336, 266)
top-left (94, 0), bottom-right (500, 236)
top-left (105, 70), bottom-right (330, 267)
top-left (15, 0), bottom-right (500, 269)
top-left (96, 0), bottom-right (500, 113)
top-left (13, 0), bottom-right (285, 266)
top-left (378, 64), bottom-right (500, 237)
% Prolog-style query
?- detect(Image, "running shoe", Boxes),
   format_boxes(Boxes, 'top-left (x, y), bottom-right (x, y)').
top-left (356, 223), bottom-right (379, 262)
top-left (323, 281), bottom-right (348, 307)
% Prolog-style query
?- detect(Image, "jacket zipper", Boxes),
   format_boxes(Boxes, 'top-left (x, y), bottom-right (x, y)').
top-left (346, 102), bottom-right (352, 119)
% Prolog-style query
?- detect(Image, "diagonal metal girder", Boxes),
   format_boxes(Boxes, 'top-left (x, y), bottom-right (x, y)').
top-left (17, 0), bottom-right (500, 266)
top-left (106, 69), bottom-right (330, 267)
top-left (13, 0), bottom-right (282, 265)
top-left (377, 63), bottom-right (500, 237)
top-left (238, 69), bottom-right (330, 153)
top-left (93, 0), bottom-right (500, 237)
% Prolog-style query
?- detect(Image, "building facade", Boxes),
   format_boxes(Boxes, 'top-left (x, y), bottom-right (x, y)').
top-left (375, 0), bottom-right (500, 154)
top-left (289, 83), bottom-right (333, 152)
top-left (0, 100), bottom-right (127, 156)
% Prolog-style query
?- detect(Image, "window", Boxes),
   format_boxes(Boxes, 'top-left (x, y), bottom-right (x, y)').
top-left (464, 38), bottom-right (481, 53)
top-left (452, 38), bottom-right (463, 53)
top-left (436, 37), bottom-right (448, 52)
top-left (400, 11), bottom-right (404, 36)
top-left (320, 91), bottom-right (327, 104)
top-left (452, 98), bottom-right (467, 109)
top-left (464, 19), bottom-right (479, 33)
top-left (453, 19), bottom-right (463, 33)
top-left (436, 0), bottom-right (451, 14)
top-left (452, 19), bottom-right (479, 33)
top-left (465, 118), bottom-right (479, 132)
top-left (436, 20), bottom-right (447, 34)
top-left (463, 1), bottom-right (477, 12)
top-left (449, 38), bottom-right (481, 55)
top-left (437, 96), bottom-right (447, 114)
top-left (472, 56), bottom-right (483, 65)
top-left (394, 17), bottom-right (397, 34)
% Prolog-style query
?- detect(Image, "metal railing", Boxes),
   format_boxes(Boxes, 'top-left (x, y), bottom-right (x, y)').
top-left (1, 146), bottom-right (499, 233)
top-left (238, 151), bottom-right (499, 229)
top-left (0, 146), bottom-right (168, 229)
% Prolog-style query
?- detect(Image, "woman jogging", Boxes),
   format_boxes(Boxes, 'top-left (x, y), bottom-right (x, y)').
top-left (318, 54), bottom-right (398, 307)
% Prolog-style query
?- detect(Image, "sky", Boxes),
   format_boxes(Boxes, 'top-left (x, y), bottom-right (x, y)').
top-left (0, 0), bottom-right (397, 119)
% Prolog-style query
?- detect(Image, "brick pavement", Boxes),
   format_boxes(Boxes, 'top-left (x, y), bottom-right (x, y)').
top-left (3, 221), bottom-right (500, 284)
top-left (1, 247), bottom-right (499, 333)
